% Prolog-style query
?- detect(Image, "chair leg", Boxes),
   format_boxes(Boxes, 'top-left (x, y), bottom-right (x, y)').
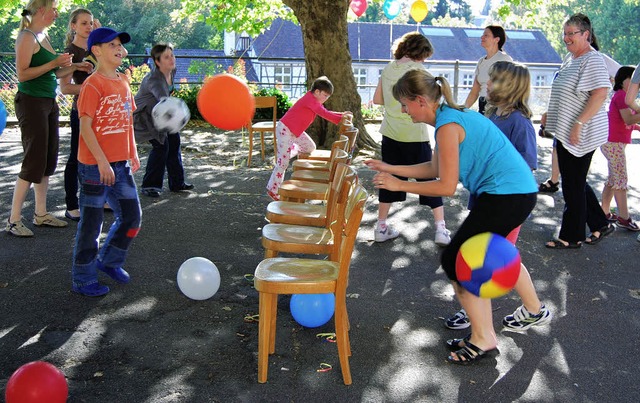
top-left (335, 302), bottom-right (352, 385)
top-left (269, 294), bottom-right (278, 354)
top-left (258, 292), bottom-right (276, 383)
top-left (264, 249), bottom-right (278, 258)
top-left (260, 132), bottom-right (266, 161)
top-left (248, 130), bottom-right (254, 167)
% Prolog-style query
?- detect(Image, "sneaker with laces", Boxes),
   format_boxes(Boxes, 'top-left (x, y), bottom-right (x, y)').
top-left (503, 304), bottom-right (552, 331)
top-left (445, 308), bottom-right (470, 330)
top-left (6, 219), bottom-right (34, 237)
top-left (33, 213), bottom-right (68, 227)
top-left (374, 224), bottom-right (399, 242)
top-left (72, 282), bottom-right (110, 297)
top-left (435, 228), bottom-right (451, 247)
top-left (616, 216), bottom-right (640, 231)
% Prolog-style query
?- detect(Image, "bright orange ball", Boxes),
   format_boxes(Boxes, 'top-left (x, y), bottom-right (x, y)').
top-left (197, 74), bottom-right (255, 131)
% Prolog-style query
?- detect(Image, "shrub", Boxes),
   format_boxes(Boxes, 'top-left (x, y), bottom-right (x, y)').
top-left (361, 101), bottom-right (383, 120)
top-left (253, 87), bottom-right (292, 120)
top-left (173, 83), bottom-right (202, 121)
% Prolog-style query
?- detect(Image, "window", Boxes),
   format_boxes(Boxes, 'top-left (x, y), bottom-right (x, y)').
top-left (463, 73), bottom-right (474, 87)
top-left (535, 75), bottom-right (547, 87)
top-left (274, 65), bottom-right (291, 89)
top-left (439, 73), bottom-right (451, 82)
top-left (353, 68), bottom-right (367, 87)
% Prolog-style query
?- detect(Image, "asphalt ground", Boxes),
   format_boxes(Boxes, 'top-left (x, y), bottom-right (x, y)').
top-left (1, 123), bottom-right (640, 402)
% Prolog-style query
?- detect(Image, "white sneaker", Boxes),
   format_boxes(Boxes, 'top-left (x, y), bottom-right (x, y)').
top-left (374, 224), bottom-right (399, 242)
top-left (435, 228), bottom-right (451, 247)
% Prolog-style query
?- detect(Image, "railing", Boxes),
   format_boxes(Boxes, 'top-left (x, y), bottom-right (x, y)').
top-left (0, 52), bottom-right (560, 119)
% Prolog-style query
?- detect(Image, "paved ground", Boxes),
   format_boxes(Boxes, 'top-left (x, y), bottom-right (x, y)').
top-left (1, 123), bottom-right (640, 402)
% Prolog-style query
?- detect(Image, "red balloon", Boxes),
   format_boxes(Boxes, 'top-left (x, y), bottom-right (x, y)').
top-left (197, 74), bottom-right (256, 131)
top-left (349, 0), bottom-right (368, 17)
top-left (5, 361), bottom-right (68, 403)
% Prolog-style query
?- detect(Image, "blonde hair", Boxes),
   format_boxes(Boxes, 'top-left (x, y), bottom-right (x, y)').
top-left (65, 8), bottom-right (93, 47)
top-left (19, 0), bottom-right (55, 31)
top-left (392, 69), bottom-right (464, 111)
top-left (485, 61), bottom-right (532, 118)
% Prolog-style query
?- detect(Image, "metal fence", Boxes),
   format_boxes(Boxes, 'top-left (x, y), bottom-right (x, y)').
top-left (0, 52), bottom-right (559, 119)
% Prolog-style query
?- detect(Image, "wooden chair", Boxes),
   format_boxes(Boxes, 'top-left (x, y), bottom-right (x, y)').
top-left (262, 170), bottom-right (356, 260)
top-left (303, 127), bottom-right (358, 162)
top-left (266, 164), bottom-right (356, 227)
top-left (247, 96), bottom-right (277, 167)
top-left (290, 148), bottom-right (348, 184)
top-left (254, 184), bottom-right (368, 385)
top-left (292, 135), bottom-right (348, 172)
top-left (298, 114), bottom-right (353, 160)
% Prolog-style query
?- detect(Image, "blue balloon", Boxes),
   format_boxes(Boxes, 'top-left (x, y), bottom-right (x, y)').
top-left (383, 0), bottom-right (401, 20)
top-left (0, 99), bottom-right (6, 136)
top-left (290, 293), bottom-right (335, 328)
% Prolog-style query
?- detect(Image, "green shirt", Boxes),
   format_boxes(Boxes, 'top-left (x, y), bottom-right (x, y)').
top-left (17, 30), bottom-right (58, 99)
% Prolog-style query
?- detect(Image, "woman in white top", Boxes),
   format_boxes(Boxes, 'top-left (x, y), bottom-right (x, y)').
top-left (464, 25), bottom-right (512, 114)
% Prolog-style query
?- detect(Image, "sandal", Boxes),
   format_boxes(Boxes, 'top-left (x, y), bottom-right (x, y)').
top-left (585, 224), bottom-right (615, 245)
top-left (538, 179), bottom-right (559, 193)
top-left (605, 212), bottom-right (619, 222)
top-left (545, 239), bottom-right (581, 249)
top-left (446, 334), bottom-right (471, 351)
top-left (447, 341), bottom-right (498, 365)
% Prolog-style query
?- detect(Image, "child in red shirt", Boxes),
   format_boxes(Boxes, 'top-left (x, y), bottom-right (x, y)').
top-left (266, 76), bottom-right (351, 200)
top-left (72, 27), bottom-right (141, 297)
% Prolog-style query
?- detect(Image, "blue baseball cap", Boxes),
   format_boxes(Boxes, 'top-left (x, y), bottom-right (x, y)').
top-left (88, 27), bottom-right (131, 50)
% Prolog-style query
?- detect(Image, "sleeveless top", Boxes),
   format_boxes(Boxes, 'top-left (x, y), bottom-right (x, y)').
top-left (17, 29), bottom-right (58, 98)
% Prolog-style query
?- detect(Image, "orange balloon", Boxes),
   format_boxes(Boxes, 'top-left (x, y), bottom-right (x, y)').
top-left (197, 74), bottom-right (256, 131)
top-left (410, 0), bottom-right (428, 23)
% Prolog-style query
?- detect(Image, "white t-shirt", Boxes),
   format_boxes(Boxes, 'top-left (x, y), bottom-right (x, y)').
top-left (474, 51), bottom-right (513, 97)
top-left (632, 63), bottom-right (640, 84)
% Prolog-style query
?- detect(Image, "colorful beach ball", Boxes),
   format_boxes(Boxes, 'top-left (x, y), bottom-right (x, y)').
top-left (455, 232), bottom-right (521, 298)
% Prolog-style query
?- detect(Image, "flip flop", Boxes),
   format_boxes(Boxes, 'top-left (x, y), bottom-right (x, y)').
top-left (446, 334), bottom-right (471, 351)
top-left (545, 239), bottom-right (581, 249)
top-left (585, 224), bottom-right (615, 245)
top-left (447, 341), bottom-right (498, 365)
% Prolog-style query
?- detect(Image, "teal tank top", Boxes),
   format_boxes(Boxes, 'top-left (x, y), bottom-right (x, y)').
top-left (17, 30), bottom-right (58, 98)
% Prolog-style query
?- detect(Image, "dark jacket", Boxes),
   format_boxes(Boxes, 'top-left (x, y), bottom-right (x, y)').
top-left (133, 68), bottom-right (176, 143)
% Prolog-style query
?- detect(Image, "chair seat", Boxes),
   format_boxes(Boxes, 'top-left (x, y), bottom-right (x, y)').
top-left (254, 257), bottom-right (339, 293)
top-left (252, 122), bottom-right (275, 130)
top-left (279, 180), bottom-right (329, 202)
top-left (262, 224), bottom-right (333, 255)
top-left (290, 170), bottom-right (331, 183)
top-left (266, 201), bottom-right (326, 226)
top-left (292, 159), bottom-right (331, 171)
top-left (299, 149), bottom-right (331, 161)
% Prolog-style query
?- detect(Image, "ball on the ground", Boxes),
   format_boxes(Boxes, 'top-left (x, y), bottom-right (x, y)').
top-left (197, 74), bottom-right (255, 130)
top-left (290, 293), bottom-right (335, 328)
top-left (455, 232), bottom-right (521, 298)
top-left (152, 96), bottom-right (190, 133)
top-left (5, 361), bottom-right (68, 403)
top-left (0, 99), bottom-right (7, 136)
top-left (177, 257), bottom-right (221, 300)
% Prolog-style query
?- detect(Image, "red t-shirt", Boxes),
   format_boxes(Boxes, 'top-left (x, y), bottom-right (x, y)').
top-left (77, 72), bottom-right (137, 164)
top-left (608, 89), bottom-right (635, 144)
top-left (279, 91), bottom-right (343, 136)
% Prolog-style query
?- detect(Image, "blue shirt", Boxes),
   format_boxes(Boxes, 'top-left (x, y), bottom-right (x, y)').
top-left (434, 105), bottom-right (537, 197)
top-left (488, 111), bottom-right (538, 170)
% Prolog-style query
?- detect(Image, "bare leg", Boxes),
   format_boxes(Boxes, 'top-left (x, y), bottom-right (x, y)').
top-left (378, 202), bottom-right (391, 221)
top-left (513, 263), bottom-right (543, 314)
top-left (33, 176), bottom-right (49, 216)
top-left (601, 184), bottom-right (614, 215)
top-left (451, 282), bottom-right (497, 358)
top-left (432, 205), bottom-right (444, 221)
top-left (550, 146), bottom-right (560, 183)
top-left (613, 189), bottom-right (629, 219)
top-left (10, 177), bottom-right (32, 223)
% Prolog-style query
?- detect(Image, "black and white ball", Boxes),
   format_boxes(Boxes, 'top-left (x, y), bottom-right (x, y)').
top-left (152, 96), bottom-right (191, 133)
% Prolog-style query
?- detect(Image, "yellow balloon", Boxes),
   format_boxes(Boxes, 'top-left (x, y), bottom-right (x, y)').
top-left (410, 0), bottom-right (428, 23)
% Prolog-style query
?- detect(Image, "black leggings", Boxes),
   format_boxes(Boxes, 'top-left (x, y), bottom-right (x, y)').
top-left (441, 192), bottom-right (536, 282)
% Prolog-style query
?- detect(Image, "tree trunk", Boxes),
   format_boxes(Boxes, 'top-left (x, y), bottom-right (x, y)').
top-left (283, 0), bottom-right (379, 152)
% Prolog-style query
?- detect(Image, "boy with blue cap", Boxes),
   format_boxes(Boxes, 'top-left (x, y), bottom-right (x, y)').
top-left (72, 27), bottom-right (142, 297)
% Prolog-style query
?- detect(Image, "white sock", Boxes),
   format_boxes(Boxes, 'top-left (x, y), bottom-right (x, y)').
top-left (435, 220), bottom-right (446, 231)
top-left (377, 219), bottom-right (387, 229)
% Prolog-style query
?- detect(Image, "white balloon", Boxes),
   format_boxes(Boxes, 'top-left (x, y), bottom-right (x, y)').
top-left (177, 257), bottom-right (220, 300)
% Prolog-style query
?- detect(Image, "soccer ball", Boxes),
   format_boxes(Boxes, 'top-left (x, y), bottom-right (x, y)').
top-left (152, 96), bottom-right (190, 133)
top-left (455, 232), bottom-right (521, 299)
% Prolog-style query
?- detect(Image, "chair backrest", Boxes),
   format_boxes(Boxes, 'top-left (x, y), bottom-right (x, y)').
top-left (343, 127), bottom-right (358, 160)
top-left (252, 96), bottom-right (277, 126)
top-left (327, 167), bottom-right (359, 259)
top-left (335, 184), bottom-right (368, 292)
top-left (324, 163), bottom-right (350, 227)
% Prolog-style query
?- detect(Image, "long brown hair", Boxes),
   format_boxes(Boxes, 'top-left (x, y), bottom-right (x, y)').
top-left (392, 69), bottom-right (464, 111)
top-left (65, 8), bottom-right (93, 47)
top-left (485, 61), bottom-right (532, 118)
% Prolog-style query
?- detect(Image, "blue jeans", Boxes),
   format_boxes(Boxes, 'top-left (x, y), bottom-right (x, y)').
top-left (141, 134), bottom-right (185, 192)
top-left (72, 161), bottom-right (142, 287)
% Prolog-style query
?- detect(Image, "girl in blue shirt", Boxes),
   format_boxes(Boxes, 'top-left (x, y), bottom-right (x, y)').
top-left (365, 69), bottom-right (549, 365)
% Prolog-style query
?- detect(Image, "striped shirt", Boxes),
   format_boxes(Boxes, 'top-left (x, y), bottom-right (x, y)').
top-left (546, 51), bottom-right (611, 157)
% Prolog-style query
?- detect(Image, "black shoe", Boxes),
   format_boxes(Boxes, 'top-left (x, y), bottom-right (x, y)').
top-left (142, 189), bottom-right (160, 198)
top-left (171, 183), bottom-right (194, 192)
